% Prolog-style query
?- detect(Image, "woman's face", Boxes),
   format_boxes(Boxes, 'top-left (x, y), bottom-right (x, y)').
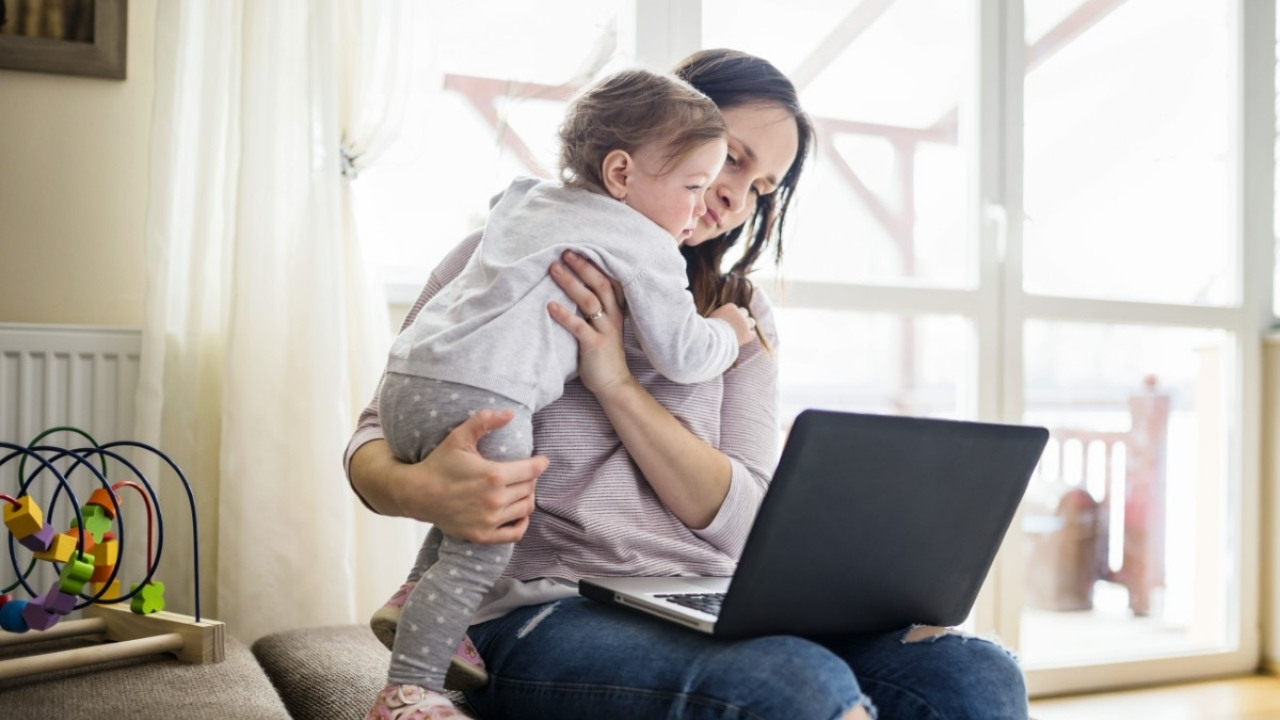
top-left (684, 102), bottom-right (800, 247)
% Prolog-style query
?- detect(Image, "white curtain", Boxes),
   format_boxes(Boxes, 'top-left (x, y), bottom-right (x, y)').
top-left (138, 0), bottom-right (421, 642)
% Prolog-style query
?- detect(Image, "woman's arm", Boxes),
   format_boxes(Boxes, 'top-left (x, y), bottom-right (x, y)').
top-left (345, 230), bottom-right (546, 543)
top-left (593, 381), bottom-right (730, 530)
top-left (547, 251), bottom-right (778, 532)
top-left (349, 414), bottom-right (545, 543)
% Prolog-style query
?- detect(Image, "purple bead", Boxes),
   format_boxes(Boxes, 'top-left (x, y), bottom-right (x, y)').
top-left (22, 601), bottom-right (60, 630)
top-left (42, 584), bottom-right (77, 615)
top-left (17, 524), bottom-right (55, 552)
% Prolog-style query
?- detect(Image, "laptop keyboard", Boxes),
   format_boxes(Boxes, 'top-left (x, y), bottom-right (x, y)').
top-left (655, 592), bottom-right (725, 616)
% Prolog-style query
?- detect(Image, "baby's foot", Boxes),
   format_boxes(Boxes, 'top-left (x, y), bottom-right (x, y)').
top-left (447, 634), bottom-right (488, 690)
top-left (370, 581), bottom-right (489, 690)
top-left (364, 684), bottom-right (466, 720)
top-left (370, 581), bottom-right (416, 648)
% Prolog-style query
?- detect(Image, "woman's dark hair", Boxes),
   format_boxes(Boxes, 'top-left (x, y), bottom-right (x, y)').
top-left (672, 49), bottom-right (814, 319)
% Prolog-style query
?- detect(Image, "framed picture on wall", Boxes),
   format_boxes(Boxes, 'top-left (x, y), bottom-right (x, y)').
top-left (0, 0), bottom-right (126, 80)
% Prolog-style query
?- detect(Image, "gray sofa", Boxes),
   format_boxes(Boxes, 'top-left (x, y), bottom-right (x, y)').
top-left (0, 623), bottom-right (465, 719)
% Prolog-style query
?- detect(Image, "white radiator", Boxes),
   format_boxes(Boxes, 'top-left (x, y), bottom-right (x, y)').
top-left (0, 323), bottom-right (142, 599)
top-left (0, 323), bottom-right (141, 444)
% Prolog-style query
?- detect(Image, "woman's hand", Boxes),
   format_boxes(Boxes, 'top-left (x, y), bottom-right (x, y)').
top-left (547, 250), bottom-right (634, 395)
top-left (350, 409), bottom-right (546, 544)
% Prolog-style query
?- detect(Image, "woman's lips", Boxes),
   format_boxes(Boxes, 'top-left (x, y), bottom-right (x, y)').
top-left (703, 208), bottom-right (721, 228)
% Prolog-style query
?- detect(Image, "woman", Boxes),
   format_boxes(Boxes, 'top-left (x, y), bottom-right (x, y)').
top-left (347, 49), bottom-right (1029, 720)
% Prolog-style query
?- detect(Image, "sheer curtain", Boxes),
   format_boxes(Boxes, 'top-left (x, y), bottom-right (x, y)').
top-left (138, 0), bottom-right (420, 642)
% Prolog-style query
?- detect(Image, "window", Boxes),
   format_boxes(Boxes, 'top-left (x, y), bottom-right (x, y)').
top-left (353, 0), bottom-right (1274, 695)
top-left (353, 1), bottom-right (629, 303)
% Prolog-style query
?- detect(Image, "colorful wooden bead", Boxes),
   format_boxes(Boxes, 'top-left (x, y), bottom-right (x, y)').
top-left (92, 538), bottom-right (118, 568)
top-left (0, 599), bottom-right (29, 633)
top-left (0, 593), bottom-right (10, 610)
top-left (21, 601), bottom-right (59, 631)
top-left (130, 581), bottom-right (165, 615)
top-left (66, 526), bottom-right (96, 553)
top-left (90, 579), bottom-right (121, 600)
top-left (46, 589), bottom-right (76, 609)
top-left (87, 487), bottom-right (118, 519)
top-left (70, 506), bottom-right (113, 543)
top-left (91, 563), bottom-right (115, 583)
top-left (57, 552), bottom-right (95, 595)
top-left (40, 583), bottom-right (77, 615)
top-left (17, 523), bottom-right (55, 552)
top-left (2, 496), bottom-right (44, 539)
top-left (32, 533), bottom-right (75, 563)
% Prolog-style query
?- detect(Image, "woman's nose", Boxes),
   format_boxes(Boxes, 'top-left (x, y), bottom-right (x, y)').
top-left (716, 179), bottom-right (749, 213)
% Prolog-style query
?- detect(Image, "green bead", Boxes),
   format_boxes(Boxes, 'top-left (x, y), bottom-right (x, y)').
top-left (71, 507), bottom-right (113, 543)
top-left (130, 581), bottom-right (165, 615)
top-left (58, 552), bottom-right (94, 594)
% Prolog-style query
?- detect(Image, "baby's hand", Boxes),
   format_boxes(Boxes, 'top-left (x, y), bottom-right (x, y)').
top-left (710, 303), bottom-right (757, 346)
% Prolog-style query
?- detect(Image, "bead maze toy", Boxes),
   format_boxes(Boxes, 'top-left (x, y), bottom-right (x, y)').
top-left (0, 427), bottom-right (223, 681)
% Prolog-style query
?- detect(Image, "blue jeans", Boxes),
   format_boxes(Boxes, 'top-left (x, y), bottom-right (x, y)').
top-left (465, 597), bottom-right (1028, 720)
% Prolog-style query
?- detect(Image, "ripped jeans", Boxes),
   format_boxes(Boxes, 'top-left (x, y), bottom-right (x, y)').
top-left (464, 597), bottom-right (1028, 720)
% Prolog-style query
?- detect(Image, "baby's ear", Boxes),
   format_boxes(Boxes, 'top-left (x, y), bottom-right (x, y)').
top-left (601, 149), bottom-right (632, 201)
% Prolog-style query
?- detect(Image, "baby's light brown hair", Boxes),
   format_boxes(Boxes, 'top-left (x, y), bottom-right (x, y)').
top-left (559, 68), bottom-right (726, 192)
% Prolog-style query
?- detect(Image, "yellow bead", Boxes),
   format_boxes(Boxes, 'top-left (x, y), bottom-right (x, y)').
top-left (32, 533), bottom-right (75, 563)
top-left (2, 496), bottom-right (44, 539)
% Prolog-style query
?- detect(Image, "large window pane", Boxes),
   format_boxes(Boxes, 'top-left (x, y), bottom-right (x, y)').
top-left (353, 1), bottom-right (627, 291)
top-left (1023, 0), bottom-right (1233, 305)
top-left (774, 308), bottom-right (976, 425)
top-left (704, 0), bottom-right (975, 288)
top-left (1020, 321), bottom-right (1234, 666)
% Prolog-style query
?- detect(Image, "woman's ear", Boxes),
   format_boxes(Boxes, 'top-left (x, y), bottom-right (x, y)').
top-left (601, 149), bottom-right (632, 201)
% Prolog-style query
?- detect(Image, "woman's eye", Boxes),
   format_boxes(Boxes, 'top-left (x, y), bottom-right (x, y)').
top-left (725, 154), bottom-right (739, 167)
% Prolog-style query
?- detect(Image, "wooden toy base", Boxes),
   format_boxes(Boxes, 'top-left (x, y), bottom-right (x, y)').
top-left (0, 604), bottom-right (224, 681)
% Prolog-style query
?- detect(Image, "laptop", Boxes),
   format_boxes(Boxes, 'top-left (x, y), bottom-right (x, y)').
top-left (578, 409), bottom-right (1049, 639)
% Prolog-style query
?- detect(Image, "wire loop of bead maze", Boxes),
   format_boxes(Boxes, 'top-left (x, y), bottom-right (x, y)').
top-left (0, 427), bottom-right (223, 681)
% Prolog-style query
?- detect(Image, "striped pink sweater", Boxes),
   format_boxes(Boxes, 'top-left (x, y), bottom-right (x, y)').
top-left (346, 230), bottom-right (780, 583)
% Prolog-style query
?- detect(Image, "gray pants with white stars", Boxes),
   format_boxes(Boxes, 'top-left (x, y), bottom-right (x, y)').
top-left (380, 373), bottom-right (532, 690)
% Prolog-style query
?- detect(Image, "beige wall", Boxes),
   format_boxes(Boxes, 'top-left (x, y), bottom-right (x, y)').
top-left (0, 0), bottom-right (156, 327)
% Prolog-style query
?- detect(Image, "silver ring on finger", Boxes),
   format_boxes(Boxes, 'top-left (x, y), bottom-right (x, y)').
top-left (586, 308), bottom-right (604, 322)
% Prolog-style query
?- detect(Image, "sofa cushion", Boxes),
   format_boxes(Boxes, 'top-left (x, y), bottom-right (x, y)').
top-left (251, 624), bottom-right (478, 720)
top-left (0, 632), bottom-right (292, 719)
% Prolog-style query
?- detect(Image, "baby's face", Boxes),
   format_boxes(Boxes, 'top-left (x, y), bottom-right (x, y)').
top-left (624, 138), bottom-right (728, 241)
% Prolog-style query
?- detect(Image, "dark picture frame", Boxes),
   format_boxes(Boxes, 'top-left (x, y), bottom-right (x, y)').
top-left (0, 0), bottom-right (126, 80)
